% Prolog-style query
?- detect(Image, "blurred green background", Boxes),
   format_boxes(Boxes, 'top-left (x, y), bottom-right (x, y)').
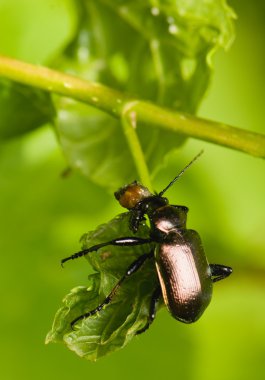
top-left (0, 0), bottom-right (264, 379)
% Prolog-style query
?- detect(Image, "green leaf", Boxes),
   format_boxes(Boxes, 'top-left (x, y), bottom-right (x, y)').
top-left (54, 0), bottom-right (235, 189)
top-left (0, 79), bottom-right (55, 139)
top-left (46, 213), bottom-right (160, 361)
top-left (55, 100), bottom-right (185, 190)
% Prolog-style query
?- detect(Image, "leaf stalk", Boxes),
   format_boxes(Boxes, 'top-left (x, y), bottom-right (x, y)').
top-left (0, 55), bottom-right (264, 159)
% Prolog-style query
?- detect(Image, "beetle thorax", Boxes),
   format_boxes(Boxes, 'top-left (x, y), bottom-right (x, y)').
top-left (151, 205), bottom-right (188, 233)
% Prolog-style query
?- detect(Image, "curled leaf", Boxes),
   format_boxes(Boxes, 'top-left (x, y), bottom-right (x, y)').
top-left (46, 213), bottom-right (160, 361)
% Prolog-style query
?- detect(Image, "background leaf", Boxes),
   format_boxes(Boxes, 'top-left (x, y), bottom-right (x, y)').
top-left (0, 79), bottom-right (55, 139)
top-left (54, 0), bottom-right (235, 189)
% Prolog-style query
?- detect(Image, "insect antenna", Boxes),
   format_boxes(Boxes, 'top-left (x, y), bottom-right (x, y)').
top-left (158, 150), bottom-right (204, 197)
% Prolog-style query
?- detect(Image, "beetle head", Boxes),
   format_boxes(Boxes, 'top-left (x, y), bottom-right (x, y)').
top-left (114, 181), bottom-right (152, 209)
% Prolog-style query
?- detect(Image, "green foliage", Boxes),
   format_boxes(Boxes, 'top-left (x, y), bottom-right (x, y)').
top-left (0, 79), bottom-right (55, 139)
top-left (1, 0), bottom-right (265, 377)
top-left (0, 0), bottom-right (240, 363)
top-left (46, 213), bottom-right (159, 361)
top-left (44, 0), bottom-right (235, 360)
top-left (54, 0), bottom-right (235, 188)
top-left (0, 0), bottom-right (235, 188)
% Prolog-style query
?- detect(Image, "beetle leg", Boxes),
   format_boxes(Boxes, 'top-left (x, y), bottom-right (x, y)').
top-left (136, 286), bottom-right (161, 335)
top-left (61, 236), bottom-right (152, 266)
top-left (129, 208), bottom-right (145, 232)
top-left (210, 264), bottom-right (233, 283)
top-left (71, 251), bottom-right (154, 328)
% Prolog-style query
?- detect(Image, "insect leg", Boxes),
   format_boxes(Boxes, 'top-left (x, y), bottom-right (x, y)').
top-left (61, 236), bottom-right (152, 266)
top-left (136, 285), bottom-right (161, 335)
top-left (129, 208), bottom-right (145, 233)
top-left (210, 264), bottom-right (233, 283)
top-left (71, 251), bottom-right (154, 328)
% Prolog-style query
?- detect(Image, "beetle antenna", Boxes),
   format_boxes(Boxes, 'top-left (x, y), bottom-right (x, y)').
top-left (158, 150), bottom-right (204, 197)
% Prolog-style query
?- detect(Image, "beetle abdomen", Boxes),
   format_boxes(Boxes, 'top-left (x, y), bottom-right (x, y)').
top-left (155, 230), bottom-right (212, 323)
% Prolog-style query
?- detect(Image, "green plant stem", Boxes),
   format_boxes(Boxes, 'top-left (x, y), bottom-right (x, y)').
top-left (121, 102), bottom-right (153, 191)
top-left (0, 55), bottom-right (265, 159)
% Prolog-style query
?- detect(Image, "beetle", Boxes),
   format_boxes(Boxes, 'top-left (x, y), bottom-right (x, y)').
top-left (61, 151), bottom-right (232, 333)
